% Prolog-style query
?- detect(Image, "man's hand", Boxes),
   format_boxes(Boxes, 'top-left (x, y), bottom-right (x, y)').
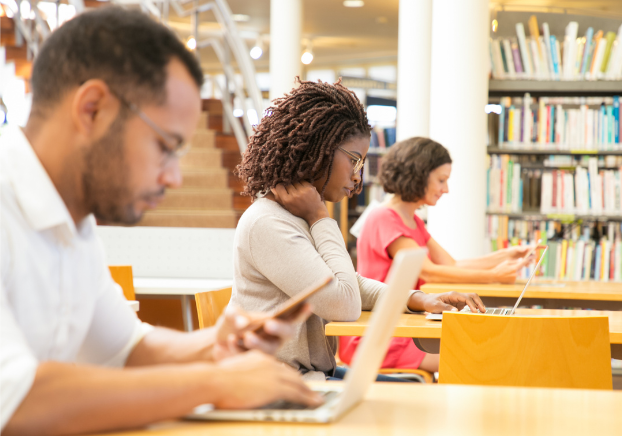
top-left (213, 351), bottom-right (324, 409)
top-left (409, 291), bottom-right (486, 314)
top-left (271, 183), bottom-right (330, 226)
top-left (211, 304), bottom-right (312, 361)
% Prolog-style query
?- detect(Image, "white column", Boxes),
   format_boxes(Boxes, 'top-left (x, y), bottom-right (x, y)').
top-left (427, 0), bottom-right (489, 259)
top-left (396, 0), bottom-right (432, 141)
top-left (269, 0), bottom-right (302, 101)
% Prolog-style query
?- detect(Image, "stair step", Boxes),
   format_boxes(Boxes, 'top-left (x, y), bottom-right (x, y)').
top-left (202, 99), bottom-right (223, 114)
top-left (216, 133), bottom-right (241, 151)
top-left (191, 129), bottom-right (215, 149)
top-left (233, 194), bottom-right (252, 211)
top-left (139, 209), bottom-right (238, 228)
top-left (1, 17), bottom-right (14, 32)
top-left (207, 113), bottom-right (223, 131)
top-left (180, 148), bottom-right (222, 169)
top-left (182, 169), bottom-right (229, 188)
top-left (4, 45), bottom-right (27, 60)
top-left (159, 188), bottom-right (232, 209)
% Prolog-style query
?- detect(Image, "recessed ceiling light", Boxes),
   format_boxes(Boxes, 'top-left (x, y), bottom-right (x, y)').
top-left (376, 16), bottom-right (388, 24)
top-left (343, 1), bottom-right (364, 7)
top-left (232, 14), bottom-right (250, 22)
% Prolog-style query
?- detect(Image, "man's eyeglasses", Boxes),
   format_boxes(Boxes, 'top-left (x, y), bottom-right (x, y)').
top-left (338, 147), bottom-right (365, 175)
top-left (115, 94), bottom-right (191, 160)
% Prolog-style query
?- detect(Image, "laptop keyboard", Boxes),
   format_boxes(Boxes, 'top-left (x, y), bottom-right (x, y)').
top-left (257, 390), bottom-right (339, 410)
top-left (461, 307), bottom-right (511, 315)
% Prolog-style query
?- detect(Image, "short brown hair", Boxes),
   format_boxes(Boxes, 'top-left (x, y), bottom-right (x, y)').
top-left (379, 137), bottom-right (452, 202)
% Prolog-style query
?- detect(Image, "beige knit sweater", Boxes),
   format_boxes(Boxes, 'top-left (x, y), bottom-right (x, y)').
top-left (230, 198), bottom-right (416, 381)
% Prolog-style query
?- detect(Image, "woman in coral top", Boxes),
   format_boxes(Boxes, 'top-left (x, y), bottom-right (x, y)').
top-left (339, 137), bottom-right (534, 373)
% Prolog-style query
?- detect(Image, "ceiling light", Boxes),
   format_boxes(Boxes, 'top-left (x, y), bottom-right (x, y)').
top-left (376, 16), bottom-right (388, 24)
top-left (301, 50), bottom-right (314, 65)
top-left (301, 40), bottom-right (314, 65)
top-left (343, 1), bottom-right (364, 7)
top-left (250, 35), bottom-right (263, 60)
top-left (186, 37), bottom-right (197, 51)
top-left (250, 46), bottom-right (263, 59)
top-left (232, 14), bottom-right (250, 22)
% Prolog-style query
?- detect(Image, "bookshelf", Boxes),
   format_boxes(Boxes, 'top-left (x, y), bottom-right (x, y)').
top-left (489, 80), bottom-right (622, 97)
top-left (488, 147), bottom-right (622, 156)
top-left (487, 75), bottom-right (622, 281)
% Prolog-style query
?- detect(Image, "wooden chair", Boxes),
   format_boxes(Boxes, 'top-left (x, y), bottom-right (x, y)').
top-left (439, 312), bottom-right (612, 389)
top-left (108, 265), bottom-right (136, 300)
top-left (195, 287), bottom-right (232, 329)
top-left (378, 368), bottom-right (434, 384)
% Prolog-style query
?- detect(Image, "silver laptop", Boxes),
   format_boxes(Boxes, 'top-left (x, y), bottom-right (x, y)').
top-left (186, 247), bottom-right (428, 424)
top-left (426, 246), bottom-right (549, 320)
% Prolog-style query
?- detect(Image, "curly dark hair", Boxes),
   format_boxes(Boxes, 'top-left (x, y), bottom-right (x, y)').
top-left (236, 77), bottom-right (371, 197)
top-left (379, 137), bottom-right (452, 202)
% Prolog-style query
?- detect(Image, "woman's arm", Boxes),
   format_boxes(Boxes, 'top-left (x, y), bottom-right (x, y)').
top-left (388, 237), bottom-right (526, 284)
top-left (455, 245), bottom-right (535, 270)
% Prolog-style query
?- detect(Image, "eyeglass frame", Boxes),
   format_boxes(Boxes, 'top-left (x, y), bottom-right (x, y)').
top-left (113, 93), bottom-right (192, 160)
top-left (338, 146), bottom-right (365, 175)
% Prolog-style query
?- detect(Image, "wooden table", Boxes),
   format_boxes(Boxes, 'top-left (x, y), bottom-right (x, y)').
top-left (325, 309), bottom-right (622, 359)
top-left (133, 278), bottom-right (233, 331)
top-left (85, 382), bottom-right (622, 435)
top-left (421, 280), bottom-right (622, 310)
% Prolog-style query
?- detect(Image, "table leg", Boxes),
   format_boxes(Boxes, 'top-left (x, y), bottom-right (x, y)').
top-left (181, 295), bottom-right (194, 332)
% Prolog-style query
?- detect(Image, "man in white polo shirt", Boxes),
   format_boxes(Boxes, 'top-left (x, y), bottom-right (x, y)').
top-left (0, 7), bottom-right (321, 435)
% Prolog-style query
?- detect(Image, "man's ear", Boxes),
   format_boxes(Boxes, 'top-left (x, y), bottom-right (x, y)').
top-left (71, 79), bottom-right (121, 141)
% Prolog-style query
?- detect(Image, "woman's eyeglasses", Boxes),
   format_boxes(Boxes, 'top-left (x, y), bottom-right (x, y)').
top-left (338, 147), bottom-right (365, 175)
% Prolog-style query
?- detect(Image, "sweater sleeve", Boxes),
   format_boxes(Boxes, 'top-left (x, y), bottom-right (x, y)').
top-left (248, 216), bottom-right (362, 322)
top-left (357, 274), bottom-right (422, 313)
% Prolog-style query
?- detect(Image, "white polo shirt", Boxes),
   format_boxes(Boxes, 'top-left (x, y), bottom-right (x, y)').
top-left (0, 126), bottom-right (152, 429)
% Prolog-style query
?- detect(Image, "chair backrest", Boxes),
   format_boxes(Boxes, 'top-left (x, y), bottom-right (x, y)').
top-left (439, 312), bottom-right (612, 390)
top-left (195, 287), bottom-right (232, 329)
top-left (108, 265), bottom-right (136, 300)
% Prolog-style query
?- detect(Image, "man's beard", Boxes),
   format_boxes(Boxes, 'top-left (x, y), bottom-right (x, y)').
top-left (82, 115), bottom-right (141, 225)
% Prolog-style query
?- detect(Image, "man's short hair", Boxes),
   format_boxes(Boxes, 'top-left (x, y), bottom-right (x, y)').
top-left (379, 137), bottom-right (452, 203)
top-left (31, 6), bottom-right (203, 115)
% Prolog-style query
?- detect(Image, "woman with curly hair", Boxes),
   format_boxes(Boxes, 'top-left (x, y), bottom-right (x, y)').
top-left (231, 79), bottom-right (485, 381)
top-left (339, 137), bottom-right (534, 374)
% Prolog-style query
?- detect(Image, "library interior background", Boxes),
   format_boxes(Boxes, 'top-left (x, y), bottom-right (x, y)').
top-left (2, 0), bottom-right (622, 379)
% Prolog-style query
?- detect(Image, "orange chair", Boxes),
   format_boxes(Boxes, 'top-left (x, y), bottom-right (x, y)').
top-left (108, 265), bottom-right (136, 300)
top-left (439, 312), bottom-right (612, 389)
top-left (195, 287), bottom-right (232, 329)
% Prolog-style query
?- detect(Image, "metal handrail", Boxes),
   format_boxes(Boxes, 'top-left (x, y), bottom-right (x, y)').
top-left (4, 0), bottom-right (262, 153)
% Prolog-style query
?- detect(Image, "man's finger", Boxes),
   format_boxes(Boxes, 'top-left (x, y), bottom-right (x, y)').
top-left (242, 331), bottom-right (280, 355)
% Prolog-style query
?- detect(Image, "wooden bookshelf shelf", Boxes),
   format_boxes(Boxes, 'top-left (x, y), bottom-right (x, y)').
top-left (489, 80), bottom-right (622, 97)
top-left (487, 147), bottom-right (622, 156)
top-left (486, 211), bottom-right (622, 222)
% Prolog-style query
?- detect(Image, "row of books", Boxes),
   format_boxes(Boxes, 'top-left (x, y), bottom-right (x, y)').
top-left (539, 155), bottom-right (622, 168)
top-left (369, 127), bottom-right (396, 149)
top-left (496, 94), bottom-right (621, 150)
top-left (486, 216), bottom-right (622, 281)
top-left (486, 154), bottom-right (539, 213)
top-left (541, 160), bottom-right (622, 216)
top-left (490, 16), bottom-right (622, 81)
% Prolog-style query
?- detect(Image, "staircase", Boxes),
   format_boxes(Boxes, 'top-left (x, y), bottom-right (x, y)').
top-left (138, 99), bottom-right (251, 228)
top-left (1, 16), bottom-right (32, 81)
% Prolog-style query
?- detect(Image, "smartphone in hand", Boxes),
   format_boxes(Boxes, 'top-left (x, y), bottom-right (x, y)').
top-left (250, 276), bottom-right (333, 337)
